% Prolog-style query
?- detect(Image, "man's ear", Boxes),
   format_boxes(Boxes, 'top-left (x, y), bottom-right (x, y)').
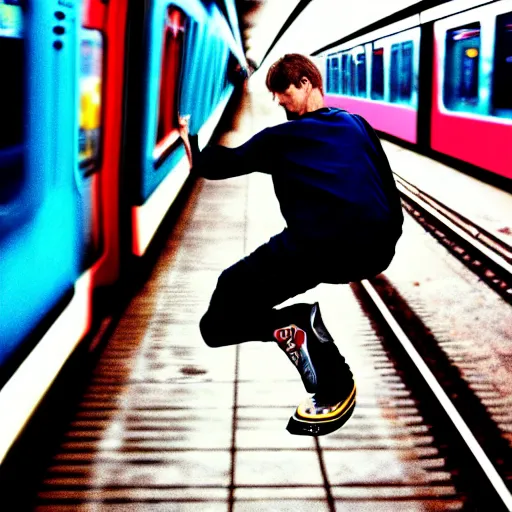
top-left (300, 76), bottom-right (311, 90)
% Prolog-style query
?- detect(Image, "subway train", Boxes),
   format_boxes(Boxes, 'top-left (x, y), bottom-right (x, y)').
top-left (0, 0), bottom-right (246, 463)
top-left (316, 0), bottom-right (512, 183)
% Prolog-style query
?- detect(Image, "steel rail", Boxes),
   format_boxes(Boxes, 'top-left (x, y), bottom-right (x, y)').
top-left (394, 174), bottom-right (512, 272)
top-left (361, 279), bottom-right (512, 511)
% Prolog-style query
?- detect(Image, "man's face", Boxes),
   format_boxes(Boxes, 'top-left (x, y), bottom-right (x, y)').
top-left (274, 81), bottom-right (310, 120)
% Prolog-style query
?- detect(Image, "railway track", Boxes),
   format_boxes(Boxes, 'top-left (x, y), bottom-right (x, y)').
top-left (355, 278), bottom-right (512, 511)
top-left (360, 173), bottom-right (512, 510)
top-left (394, 174), bottom-right (512, 305)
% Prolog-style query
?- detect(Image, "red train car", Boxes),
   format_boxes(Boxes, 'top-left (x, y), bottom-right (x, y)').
top-left (430, 1), bottom-right (512, 180)
top-left (322, 18), bottom-right (421, 145)
top-left (318, 0), bottom-right (512, 183)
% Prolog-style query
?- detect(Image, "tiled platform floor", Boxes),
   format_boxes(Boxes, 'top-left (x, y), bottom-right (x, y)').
top-left (34, 170), bottom-right (463, 510)
top-left (30, 84), bottom-right (512, 511)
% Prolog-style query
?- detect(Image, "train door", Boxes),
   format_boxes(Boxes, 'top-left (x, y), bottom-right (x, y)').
top-left (83, 0), bottom-right (129, 292)
top-left (0, 1), bottom-right (96, 464)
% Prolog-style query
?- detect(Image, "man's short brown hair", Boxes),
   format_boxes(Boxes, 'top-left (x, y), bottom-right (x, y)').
top-left (265, 53), bottom-right (324, 95)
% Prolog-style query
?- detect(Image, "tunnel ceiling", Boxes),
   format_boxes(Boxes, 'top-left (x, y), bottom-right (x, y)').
top-left (235, 0), bottom-right (301, 69)
top-left (234, 0), bottom-right (422, 72)
top-left (235, 0), bottom-right (266, 63)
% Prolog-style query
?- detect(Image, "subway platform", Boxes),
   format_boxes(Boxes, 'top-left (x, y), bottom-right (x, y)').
top-left (10, 82), bottom-right (512, 511)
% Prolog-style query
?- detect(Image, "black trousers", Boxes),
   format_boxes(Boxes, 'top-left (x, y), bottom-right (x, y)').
top-left (199, 229), bottom-right (395, 348)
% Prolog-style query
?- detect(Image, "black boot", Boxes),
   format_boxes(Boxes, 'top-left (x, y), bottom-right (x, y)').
top-left (272, 302), bottom-right (356, 436)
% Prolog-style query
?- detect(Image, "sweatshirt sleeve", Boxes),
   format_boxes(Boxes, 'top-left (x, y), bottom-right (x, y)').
top-left (189, 128), bottom-right (273, 180)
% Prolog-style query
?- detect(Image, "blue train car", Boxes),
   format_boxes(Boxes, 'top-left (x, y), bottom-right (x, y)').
top-left (0, 1), bottom-right (87, 383)
top-left (0, 0), bottom-right (246, 464)
top-left (129, 0), bottom-right (246, 256)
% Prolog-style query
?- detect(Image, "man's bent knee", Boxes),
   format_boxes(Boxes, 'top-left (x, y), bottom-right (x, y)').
top-left (199, 309), bottom-right (261, 348)
top-left (199, 312), bottom-right (231, 348)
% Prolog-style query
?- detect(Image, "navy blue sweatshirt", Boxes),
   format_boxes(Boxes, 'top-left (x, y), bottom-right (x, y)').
top-left (190, 107), bottom-right (403, 245)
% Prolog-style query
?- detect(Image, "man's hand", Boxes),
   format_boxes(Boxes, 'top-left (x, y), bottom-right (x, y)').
top-left (178, 115), bottom-right (193, 166)
top-left (178, 114), bottom-right (190, 138)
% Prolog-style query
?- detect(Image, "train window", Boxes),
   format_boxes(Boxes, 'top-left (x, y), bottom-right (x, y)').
top-left (355, 52), bottom-right (366, 97)
top-left (349, 54), bottom-right (357, 95)
top-left (400, 41), bottom-right (413, 100)
top-left (371, 47), bottom-right (384, 100)
top-left (154, 7), bottom-right (185, 162)
top-left (326, 57), bottom-right (332, 92)
top-left (390, 41), bottom-right (413, 104)
top-left (79, 29), bottom-right (104, 174)
top-left (331, 56), bottom-right (340, 94)
top-left (325, 58), bottom-right (329, 91)
top-left (0, 1), bottom-right (24, 203)
top-left (341, 53), bottom-right (350, 94)
top-left (341, 53), bottom-right (355, 95)
top-left (444, 23), bottom-right (481, 112)
top-left (492, 12), bottom-right (512, 116)
top-left (390, 44), bottom-right (399, 102)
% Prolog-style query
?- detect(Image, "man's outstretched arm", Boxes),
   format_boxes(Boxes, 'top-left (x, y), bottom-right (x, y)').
top-left (178, 116), bottom-right (271, 180)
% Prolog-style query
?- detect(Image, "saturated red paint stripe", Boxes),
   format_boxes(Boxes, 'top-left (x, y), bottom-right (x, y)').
top-left (82, 0), bottom-right (106, 29)
top-left (91, 0), bottom-right (128, 286)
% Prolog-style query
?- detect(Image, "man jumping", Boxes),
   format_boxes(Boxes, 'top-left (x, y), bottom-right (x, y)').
top-left (179, 54), bottom-right (403, 436)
